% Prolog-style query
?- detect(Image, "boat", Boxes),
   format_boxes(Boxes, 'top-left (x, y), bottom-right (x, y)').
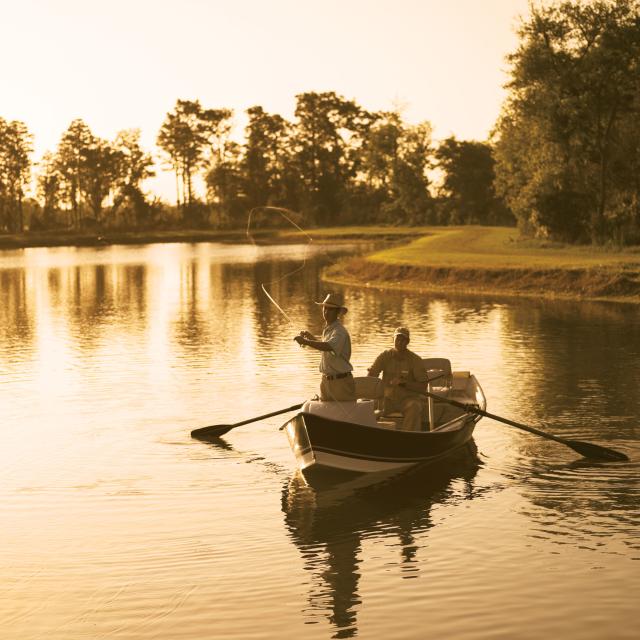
top-left (281, 359), bottom-right (487, 483)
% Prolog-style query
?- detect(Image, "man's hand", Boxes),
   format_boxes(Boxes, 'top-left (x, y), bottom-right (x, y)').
top-left (299, 330), bottom-right (313, 339)
top-left (293, 335), bottom-right (306, 346)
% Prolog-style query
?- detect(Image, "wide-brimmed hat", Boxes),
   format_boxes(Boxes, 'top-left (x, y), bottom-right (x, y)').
top-left (394, 326), bottom-right (410, 339)
top-left (315, 293), bottom-right (348, 313)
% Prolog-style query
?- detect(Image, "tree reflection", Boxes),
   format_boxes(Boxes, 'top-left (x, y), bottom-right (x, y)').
top-left (281, 445), bottom-right (481, 638)
top-left (0, 269), bottom-right (34, 353)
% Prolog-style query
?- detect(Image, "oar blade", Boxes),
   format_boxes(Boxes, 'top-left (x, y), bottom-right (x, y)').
top-left (565, 439), bottom-right (629, 462)
top-left (191, 424), bottom-right (233, 439)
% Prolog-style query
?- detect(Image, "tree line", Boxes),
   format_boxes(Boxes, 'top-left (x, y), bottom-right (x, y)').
top-left (2, 0), bottom-right (639, 245)
top-left (0, 97), bottom-right (510, 234)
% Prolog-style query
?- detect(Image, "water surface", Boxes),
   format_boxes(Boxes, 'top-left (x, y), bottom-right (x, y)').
top-left (1, 242), bottom-right (638, 639)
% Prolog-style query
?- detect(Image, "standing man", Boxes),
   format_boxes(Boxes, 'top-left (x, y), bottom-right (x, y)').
top-left (368, 327), bottom-right (427, 430)
top-left (294, 293), bottom-right (356, 402)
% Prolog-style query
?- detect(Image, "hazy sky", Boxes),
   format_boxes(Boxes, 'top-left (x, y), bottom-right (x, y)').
top-left (3, 0), bottom-right (531, 200)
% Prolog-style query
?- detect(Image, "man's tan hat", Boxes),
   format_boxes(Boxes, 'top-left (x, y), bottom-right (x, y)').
top-left (394, 326), bottom-right (410, 339)
top-left (315, 293), bottom-right (348, 313)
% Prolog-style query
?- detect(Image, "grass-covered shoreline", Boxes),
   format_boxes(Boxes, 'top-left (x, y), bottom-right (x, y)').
top-left (320, 226), bottom-right (640, 303)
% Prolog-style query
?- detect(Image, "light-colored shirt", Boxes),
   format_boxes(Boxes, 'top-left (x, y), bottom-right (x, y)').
top-left (368, 348), bottom-right (427, 403)
top-left (319, 320), bottom-right (353, 375)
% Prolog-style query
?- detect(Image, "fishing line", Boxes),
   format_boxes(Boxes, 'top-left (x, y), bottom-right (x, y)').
top-left (245, 206), bottom-right (314, 328)
top-left (246, 207), bottom-right (360, 416)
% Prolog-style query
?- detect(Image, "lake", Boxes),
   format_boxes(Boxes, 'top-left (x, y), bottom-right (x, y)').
top-left (1, 241), bottom-right (638, 639)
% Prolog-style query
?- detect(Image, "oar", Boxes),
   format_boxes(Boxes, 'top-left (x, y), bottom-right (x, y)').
top-left (190, 403), bottom-right (303, 439)
top-left (424, 391), bottom-right (629, 462)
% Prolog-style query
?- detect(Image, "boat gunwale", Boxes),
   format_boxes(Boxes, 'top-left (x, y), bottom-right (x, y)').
top-left (292, 410), bottom-right (476, 436)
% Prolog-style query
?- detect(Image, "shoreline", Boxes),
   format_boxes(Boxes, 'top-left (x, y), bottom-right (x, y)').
top-left (318, 226), bottom-right (640, 305)
top-left (0, 227), bottom-right (415, 250)
top-left (322, 258), bottom-right (640, 304)
top-left (0, 229), bottom-right (275, 250)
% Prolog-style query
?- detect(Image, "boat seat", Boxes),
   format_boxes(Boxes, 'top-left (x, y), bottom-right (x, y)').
top-left (448, 371), bottom-right (472, 400)
top-left (353, 376), bottom-right (384, 400)
top-left (302, 399), bottom-right (378, 427)
top-left (354, 376), bottom-right (415, 429)
top-left (423, 357), bottom-right (453, 393)
top-left (423, 357), bottom-right (453, 430)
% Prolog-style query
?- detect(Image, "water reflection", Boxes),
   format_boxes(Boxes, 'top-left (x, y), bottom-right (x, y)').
top-left (498, 297), bottom-right (640, 445)
top-left (2, 241), bottom-right (640, 639)
top-left (518, 457), bottom-right (640, 555)
top-left (0, 269), bottom-right (35, 359)
top-left (281, 446), bottom-right (482, 638)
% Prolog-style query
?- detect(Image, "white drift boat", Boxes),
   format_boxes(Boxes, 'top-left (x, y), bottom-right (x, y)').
top-left (281, 359), bottom-right (486, 481)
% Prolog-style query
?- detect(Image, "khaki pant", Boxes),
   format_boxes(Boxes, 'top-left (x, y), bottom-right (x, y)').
top-left (320, 375), bottom-right (356, 402)
top-left (384, 396), bottom-right (425, 431)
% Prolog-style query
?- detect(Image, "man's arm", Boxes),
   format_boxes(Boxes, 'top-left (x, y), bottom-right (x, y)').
top-left (294, 333), bottom-right (332, 351)
top-left (367, 352), bottom-right (385, 378)
top-left (401, 358), bottom-right (428, 392)
top-left (399, 379), bottom-right (427, 392)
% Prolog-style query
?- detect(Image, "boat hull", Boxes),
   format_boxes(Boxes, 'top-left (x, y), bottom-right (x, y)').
top-left (283, 411), bottom-right (478, 481)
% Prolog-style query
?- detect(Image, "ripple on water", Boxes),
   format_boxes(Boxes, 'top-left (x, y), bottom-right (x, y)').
top-left (3, 243), bottom-right (640, 640)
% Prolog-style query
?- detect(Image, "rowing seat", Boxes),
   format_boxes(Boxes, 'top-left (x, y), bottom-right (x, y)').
top-left (353, 376), bottom-right (401, 429)
top-left (423, 358), bottom-right (453, 430)
top-left (353, 376), bottom-right (383, 401)
top-left (301, 399), bottom-right (378, 427)
top-left (423, 358), bottom-right (453, 393)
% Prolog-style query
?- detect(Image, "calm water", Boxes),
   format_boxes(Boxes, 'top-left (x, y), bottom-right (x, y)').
top-left (1, 242), bottom-right (639, 640)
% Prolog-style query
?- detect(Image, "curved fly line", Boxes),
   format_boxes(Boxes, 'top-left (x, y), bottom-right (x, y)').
top-left (245, 206), bottom-right (314, 328)
top-left (246, 207), bottom-right (358, 415)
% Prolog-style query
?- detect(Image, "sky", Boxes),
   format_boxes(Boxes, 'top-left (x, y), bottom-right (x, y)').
top-left (2, 0), bottom-right (532, 201)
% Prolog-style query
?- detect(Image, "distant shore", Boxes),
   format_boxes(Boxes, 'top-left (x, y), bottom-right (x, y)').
top-left (4, 225), bottom-right (640, 304)
top-left (0, 229), bottom-right (267, 250)
top-left (0, 226), bottom-right (416, 250)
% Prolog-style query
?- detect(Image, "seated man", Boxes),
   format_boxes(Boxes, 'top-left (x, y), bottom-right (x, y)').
top-left (367, 327), bottom-right (428, 431)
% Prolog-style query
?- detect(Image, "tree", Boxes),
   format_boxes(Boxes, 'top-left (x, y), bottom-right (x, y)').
top-left (292, 91), bottom-right (373, 224)
top-left (358, 113), bottom-right (434, 224)
top-left (157, 100), bottom-right (235, 225)
top-left (390, 121), bottom-right (434, 224)
top-left (48, 122), bottom-right (154, 229)
top-left (359, 113), bottom-right (400, 192)
top-left (37, 152), bottom-right (63, 228)
top-left (0, 117), bottom-right (33, 232)
top-left (243, 106), bottom-right (294, 209)
top-left (199, 107), bottom-right (234, 166)
top-left (81, 138), bottom-right (120, 222)
top-left (54, 119), bottom-right (96, 227)
top-left (206, 141), bottom-right (245, 228)
top-left (157, 99), bottom-right (207, 210)
top-left (201, 108), bottom-right (238, 226)
top-left (109, 129), bottom-right (155, 226)
top-left (435, 137), bottom-right (513, 225)
top-left (494, 0), bottom-right (640, 244)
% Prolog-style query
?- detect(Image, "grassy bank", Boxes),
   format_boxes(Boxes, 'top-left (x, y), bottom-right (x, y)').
top-left (321, 226), bottom-right (640, 303)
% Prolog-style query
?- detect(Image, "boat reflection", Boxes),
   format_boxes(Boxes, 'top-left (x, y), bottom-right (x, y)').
top-left (281, 442), bottom-right (482, 638)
